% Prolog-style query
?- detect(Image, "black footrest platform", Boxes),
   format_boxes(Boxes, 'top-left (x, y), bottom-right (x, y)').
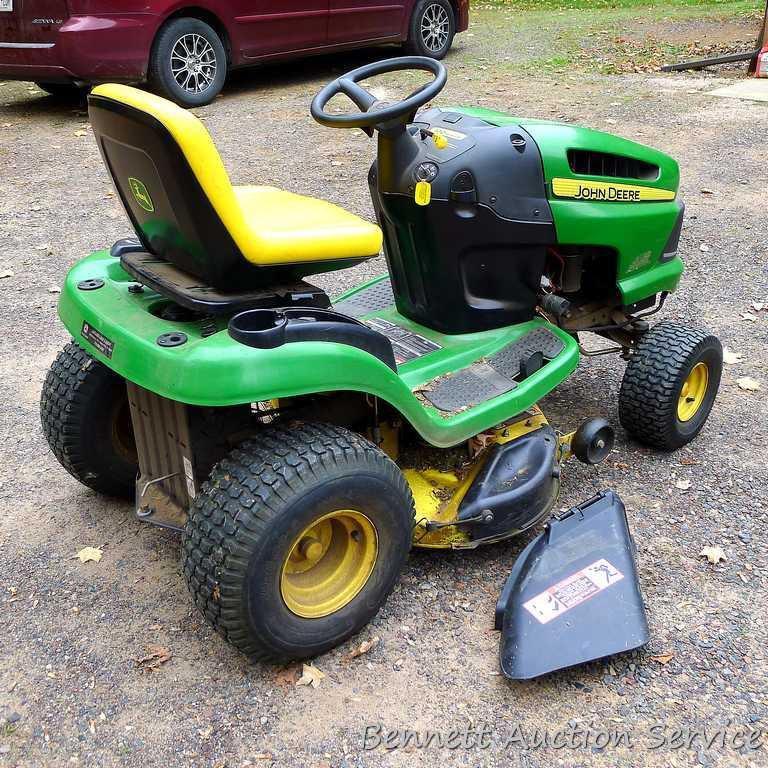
top-left (423, 328), bottom-right (565, 413)
top-left (121, 251), bottom-right (330, 316)
top-left (334, 279), bottom-right (395, 317)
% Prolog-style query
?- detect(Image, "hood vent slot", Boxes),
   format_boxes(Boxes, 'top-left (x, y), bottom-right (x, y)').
top-left (568, 149), bottom-right (658, 181)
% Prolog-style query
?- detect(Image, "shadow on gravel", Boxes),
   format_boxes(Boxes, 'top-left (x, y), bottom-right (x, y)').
top-left (221, 44), bottom-right (464, 100)
top-left (0, 92), bottom-right (87, 120)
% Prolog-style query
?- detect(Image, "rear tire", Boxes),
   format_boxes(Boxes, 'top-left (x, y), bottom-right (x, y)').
top-left (41, 343), bottom-right (138, 498)
top-left (149, 18), bottom-right (227, 107)
top-left (404, 0), bottom-right (455, 59)
top-left (182, 422), bottom-right (415, 662)
top-left (619, 322), bottom-right (722, 451)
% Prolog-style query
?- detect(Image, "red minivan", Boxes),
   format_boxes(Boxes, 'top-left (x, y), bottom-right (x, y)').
top-left (0, 0), bottom-right (469, 106)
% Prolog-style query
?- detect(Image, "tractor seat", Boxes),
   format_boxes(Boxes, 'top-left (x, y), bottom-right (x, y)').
top-left (87, 84), bottom-right (382, 290)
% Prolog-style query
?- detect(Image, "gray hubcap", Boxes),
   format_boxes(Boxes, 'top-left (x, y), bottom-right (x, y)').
top-left (170, 33), bottom-right (217, 94)
top-left (421, 3), bottom-right (449, 52)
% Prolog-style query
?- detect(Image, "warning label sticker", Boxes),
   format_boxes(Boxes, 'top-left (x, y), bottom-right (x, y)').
top-left (81, 321), bottom-right (114, 359)
top-left (522, 558), bottom-right (624, 625)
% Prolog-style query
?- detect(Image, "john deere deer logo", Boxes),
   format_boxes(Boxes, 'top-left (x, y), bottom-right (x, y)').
top-left (128, 177), bottom-right (154, 213)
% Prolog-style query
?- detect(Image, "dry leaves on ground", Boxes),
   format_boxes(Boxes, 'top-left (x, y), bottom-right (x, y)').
top-left (674, 478), bottom-right (692, 491)
top-left (274, 666), bottom-right (299, 688)
top-left (699, 545), bottom-right (726, 565)
top-left (75, 546), bottom-right (103, 563)
top-left (347, 636), bottom-right (380, 661)
top-left (295, 663), bottom-right (325, 689)
top-left (722, 348), bottom-right (742, 365)
top-left (135, 644), bottom-right (172, 671)
top-left (648, 651), bottom-right (675, 665)
top-left (736, 377), bottom-right (761, 392)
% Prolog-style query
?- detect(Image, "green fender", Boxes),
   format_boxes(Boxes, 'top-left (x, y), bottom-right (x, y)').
top-left (58, 252), bottom-right (579, 448)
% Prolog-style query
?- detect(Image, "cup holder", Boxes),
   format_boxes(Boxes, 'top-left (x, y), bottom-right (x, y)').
top-left (228, 307), bottom-right (397, 369)
top-left (228, 309), bottom-right (289, 349)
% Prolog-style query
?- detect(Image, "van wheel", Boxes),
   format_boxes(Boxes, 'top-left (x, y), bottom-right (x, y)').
top-left (404, 0), bottom-right (455, 59)
top-left (149, 18), bottom-right (227, 107)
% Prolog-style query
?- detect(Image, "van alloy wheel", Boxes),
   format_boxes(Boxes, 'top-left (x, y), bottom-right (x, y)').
top-left (170, 33), bottom-right (218, 95)
top-left (420, 3), bottom-right (450, 53)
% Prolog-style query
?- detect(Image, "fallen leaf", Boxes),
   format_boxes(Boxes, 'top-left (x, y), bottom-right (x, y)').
top-left (347, 636), bottom-right (380, 660)
top-left (274, 665), bottom-right (299, 688)
top-left (253, 754), bottom-right (273, 761)
top-left (679, 457), bottom-right (699, 466)
top-left (0, 270), bottom-right (13, 279)
top-left (649, 651), bottom-right (675, 665)
top-left (135, 644), bottom-right (172, 671)
top-left (74, 129), bottom-right (87, 137)
top-left (675, 478), bottom-right (692, 491)
top-left (741, 313), bottom-right (758, 322)
top-left (295, 663), bottom-right (325, 689)
top-left (700, 188), bottom-right (713, 195)
top-left (722, 348), bottom-right (742, 365)
top-left (736, 377), bottom-right (761, 392)
top-left (76, 546), bottom-right (102, 563)
top-left (699, 244), bottom-right (710, 252)
top-left (699, 545), bottom-right (726, 565)
top-left (751, 301), bottom-right (765, 312)
top-left (48, 286), bottom-right (61, 294)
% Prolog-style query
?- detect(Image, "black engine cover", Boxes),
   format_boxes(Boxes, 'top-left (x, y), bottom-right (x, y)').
top-left (369, 110), bottom-right (556, 334)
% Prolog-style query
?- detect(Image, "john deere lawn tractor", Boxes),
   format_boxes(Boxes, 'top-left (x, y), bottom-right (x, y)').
top-left (41, 57), bottom-right (721, 673)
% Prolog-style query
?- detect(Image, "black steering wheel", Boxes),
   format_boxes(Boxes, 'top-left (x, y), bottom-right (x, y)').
top-left (310, 56), bottom-right (447, 130)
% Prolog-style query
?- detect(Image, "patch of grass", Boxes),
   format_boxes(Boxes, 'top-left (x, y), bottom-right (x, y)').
top-left (464, 0), bottom-right (764, 75)
top-left (477, 0), bottom-right (761, 10)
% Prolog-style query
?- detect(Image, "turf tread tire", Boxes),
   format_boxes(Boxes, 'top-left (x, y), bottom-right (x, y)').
top-left (41, 343), bottom-right (136, 497)
top-left (619, 321), bottom-right (722, 450)
top-left (182, 422), bottom-right (415, 662)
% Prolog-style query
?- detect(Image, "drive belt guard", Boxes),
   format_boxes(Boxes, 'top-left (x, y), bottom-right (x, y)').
top-left (495, 490), bottom-right (649, 679)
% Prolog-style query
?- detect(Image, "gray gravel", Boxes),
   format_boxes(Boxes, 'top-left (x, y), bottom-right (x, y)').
top-left (1, 19), bottom-right (768, 768)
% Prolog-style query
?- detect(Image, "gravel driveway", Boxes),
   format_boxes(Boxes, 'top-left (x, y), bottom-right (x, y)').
top-left (1, 7), bottom-right (768, 766)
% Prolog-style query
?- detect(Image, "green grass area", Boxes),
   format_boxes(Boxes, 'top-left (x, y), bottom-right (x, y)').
top-left (478, 0), bottom-right (761, 10)
top-left (465, 0), bottom-right (764, 75)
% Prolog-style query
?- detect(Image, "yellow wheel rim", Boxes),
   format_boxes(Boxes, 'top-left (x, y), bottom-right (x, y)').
top-left (280, 510), bottom-right (378, 619)
top-left (677, 362), bottom-right (709, 422)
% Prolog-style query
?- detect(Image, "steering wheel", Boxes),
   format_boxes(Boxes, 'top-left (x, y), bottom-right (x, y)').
top-left (310, 56), bottom-right (447, 130)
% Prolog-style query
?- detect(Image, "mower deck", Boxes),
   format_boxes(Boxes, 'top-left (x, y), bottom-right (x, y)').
top-left (60, 252), bottom-right (579, 448)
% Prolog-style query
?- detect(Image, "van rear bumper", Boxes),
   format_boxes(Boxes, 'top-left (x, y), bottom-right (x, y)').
top-left (0, 13), bottom-right (158, 83)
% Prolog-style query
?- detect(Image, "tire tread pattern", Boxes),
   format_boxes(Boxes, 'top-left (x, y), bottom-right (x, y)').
top-left (619, 321), bottom-right (720, 449)
top-left (182, 422), bottom-right (414, 662)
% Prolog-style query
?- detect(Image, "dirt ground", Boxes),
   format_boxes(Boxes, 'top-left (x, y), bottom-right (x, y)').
top-left (1, 4), bottom-right (768, 767)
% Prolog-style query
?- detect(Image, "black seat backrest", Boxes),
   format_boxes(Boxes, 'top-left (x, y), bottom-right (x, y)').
top-left (88, 84), bottom-right (248, 289)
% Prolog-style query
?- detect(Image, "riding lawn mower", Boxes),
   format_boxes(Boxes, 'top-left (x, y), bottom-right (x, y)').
top-left (41, 57), bottom-right (722, 678)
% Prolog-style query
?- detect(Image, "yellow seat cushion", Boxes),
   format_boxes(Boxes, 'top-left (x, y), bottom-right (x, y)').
top-left (91, 83), bottom-right (381, 267)
top-left (233, 185), bottom-right (382, 265)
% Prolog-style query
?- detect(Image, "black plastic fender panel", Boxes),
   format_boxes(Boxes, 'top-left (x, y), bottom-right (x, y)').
top-left (458, 426), bottom-right (560, 540)
top-left (495, 490), bottom-right (650, 679)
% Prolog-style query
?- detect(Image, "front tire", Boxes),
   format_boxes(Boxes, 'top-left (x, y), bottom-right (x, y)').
top-left (182, 423), bottom-right (415, 662)
top-left (41, 343), bottom-right (138, 497)
top-left (619, 321), bottom-right (722, 450)
top-left (149, 18), bottom-right (227, 107)
top-left (404, 0), bottom-right (456, 59)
